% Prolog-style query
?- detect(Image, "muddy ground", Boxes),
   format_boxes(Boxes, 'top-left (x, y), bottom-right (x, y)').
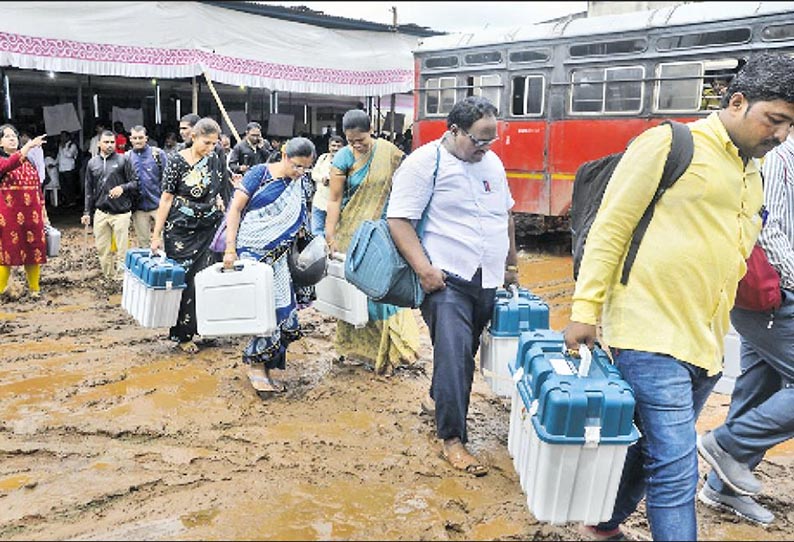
top-left (1, 207), bottom-right (794, 541)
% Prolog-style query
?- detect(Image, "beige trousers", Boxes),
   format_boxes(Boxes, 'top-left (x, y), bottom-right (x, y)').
top-left (93, 209), bottom-right (131, 279)
top-left (132, 209), bottom-right (159, 248)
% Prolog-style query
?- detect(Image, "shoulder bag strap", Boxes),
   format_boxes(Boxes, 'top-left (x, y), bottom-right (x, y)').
top-left (415, 142), bottom-right (442, 239)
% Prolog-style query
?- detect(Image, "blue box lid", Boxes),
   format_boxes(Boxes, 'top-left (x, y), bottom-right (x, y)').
top-left (125, 248), bottom-right (150, 271)
top-left (519, 348), bottom-right (639, 445)
top-left (490, 288), bottom-right (550, 337)
top-left (140, 258), bottom-right (186, 289)
top-left (510, 329), bottom-right (564, 376)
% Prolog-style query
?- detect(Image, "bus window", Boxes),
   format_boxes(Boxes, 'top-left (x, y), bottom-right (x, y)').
top-left (425, 56), bottom-right (458, 69)
top-left (464, 51), bottom-right (502, 65)
top-left (571, 66), bottom-right (643, 114)
top-left (511, 75), bottom-right (545, 116)
top-left (700, 58), bottom-right (740, 111)
top-left (605, 66), bottom-right (644, 113)
top-left (467, 74), bottom-right (501, 112)
top-left (657, 28), bottom-right (751, 51)
top-left (655, 62), bottom-right (702, 112)
top-left (425, 76), bottom-right (457, 116)
top-left (763, 23), bottom-right (794, 41)
top-left (571, 69), bottom-right (604, 113)
top-left (569, 38), bottom-right (646, 58)
top-left (509, 49), bottom-right (550, 64)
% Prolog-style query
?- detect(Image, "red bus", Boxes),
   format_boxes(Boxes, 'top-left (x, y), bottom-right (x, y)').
top-left (411, 2), bottom-right (794, 235)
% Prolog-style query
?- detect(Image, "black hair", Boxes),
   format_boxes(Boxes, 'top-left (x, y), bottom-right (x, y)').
top-left (328, 135), bottom-right (345, 145)
top-left (246, 122), bottom-right (262, 133)
top-left (100, 130), bottom-right (115, 139)
top-left (193, 117), bottom-right (221, 137)
top-left (721, 53), bottom-right (794, 109)
top-left (0, 124), bottom-right (18, 138)
top-left (284, 137), bottom-right (316, 159)
top-left (447, 96), bottom-right (498, 130)
top-left (180, 113), bottom-right (201, 127)
top-left (342, 109), bottom-right (371, 133)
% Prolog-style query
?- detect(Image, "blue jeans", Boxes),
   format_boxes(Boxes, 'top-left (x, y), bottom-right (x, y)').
top-left (707, 290), bottom-right (794, 496)
top-left (597, 350), bottom-right (720, 541)
top-left (311, 207), bottom-right (327, 237)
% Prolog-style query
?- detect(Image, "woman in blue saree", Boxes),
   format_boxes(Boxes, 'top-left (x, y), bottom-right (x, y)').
top-left (223, 137), bottom-right (316, 394)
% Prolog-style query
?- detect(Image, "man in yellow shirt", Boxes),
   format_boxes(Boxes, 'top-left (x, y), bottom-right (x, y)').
top-left (565, 53), bottom-right (794, 541)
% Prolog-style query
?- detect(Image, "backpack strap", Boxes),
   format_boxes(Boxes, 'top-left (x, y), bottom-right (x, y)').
top-left (620, 120), bottom-right (694, 285)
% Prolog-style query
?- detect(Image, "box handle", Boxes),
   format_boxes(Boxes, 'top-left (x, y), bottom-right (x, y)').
top-left (577, 344), bottom-right (592, 378)
top-left (219, 260), bottom-right (246, 273)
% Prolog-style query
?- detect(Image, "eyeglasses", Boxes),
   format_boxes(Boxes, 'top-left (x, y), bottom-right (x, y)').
top-left (289, 161), bottom-right (309, 172)
top-left (460, 128), bottom-right (499, 148)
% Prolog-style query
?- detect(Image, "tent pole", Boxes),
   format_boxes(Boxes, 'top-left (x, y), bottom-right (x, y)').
top-left (390, 93), bottom-right (396, 142)
top-left (191, 76), bottom-right (198, 115)
top-left (77, 76), bottom-right (84, 146)
top-left (202, 70), bottom-right (241, 144)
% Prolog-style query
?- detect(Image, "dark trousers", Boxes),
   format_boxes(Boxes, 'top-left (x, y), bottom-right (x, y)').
top-left (708, 289), bottom-right (794, 495)
top-left (59, 169), bottom-right (78, 205)
top-left (420, 268), bottom-right (495, 443)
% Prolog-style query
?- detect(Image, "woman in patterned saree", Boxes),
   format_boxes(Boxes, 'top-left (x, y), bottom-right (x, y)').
top-left (0, 126), bottom-right (48, 300)
top-left (325, 110), bottom-right (420, 375)
top-left (151, 118), bottom-right (225, 353)
top-left (223, 137), bottom-right (316, 394)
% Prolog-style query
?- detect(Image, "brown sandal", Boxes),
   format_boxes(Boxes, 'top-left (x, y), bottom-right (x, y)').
top-left (441, 439), bottom-right (489, 477)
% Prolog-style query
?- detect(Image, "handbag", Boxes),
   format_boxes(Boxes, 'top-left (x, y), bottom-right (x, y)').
top-left (735, 243), bottom-right (782, 312)
top-left (343, 144), bottom-right (441, 309)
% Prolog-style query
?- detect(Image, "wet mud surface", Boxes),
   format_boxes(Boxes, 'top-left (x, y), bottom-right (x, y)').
top-left (2, 210), bottom-right (794, 541)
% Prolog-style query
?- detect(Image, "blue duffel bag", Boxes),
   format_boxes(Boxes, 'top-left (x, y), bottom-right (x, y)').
top-left (344, 218), bottom-right (425, 308)
top-left (343, 143), bottom-right (441, 309)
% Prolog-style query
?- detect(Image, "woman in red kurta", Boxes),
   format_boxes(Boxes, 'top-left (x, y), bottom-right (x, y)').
top-left (0, 125), bottom-right (48, 299)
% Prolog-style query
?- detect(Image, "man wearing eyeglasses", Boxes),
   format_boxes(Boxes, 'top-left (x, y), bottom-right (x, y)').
top-left (387, 96), bottom-right (518, 477)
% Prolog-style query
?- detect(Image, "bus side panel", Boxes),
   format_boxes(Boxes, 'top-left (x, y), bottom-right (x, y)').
top-left (549, 119), bottom-right (662, 173)
top-left (412, 120), bottom-right (448, 151)
top-left (501, 120), bottom-right (547, 215)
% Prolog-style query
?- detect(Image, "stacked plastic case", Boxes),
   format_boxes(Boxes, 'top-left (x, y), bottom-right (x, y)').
top-left (508, 333), bottom-right (639, 525)
top-left (480, 287), bottom-right (549, 396)
top-left (122, 250), bottom-right (186, 328)
top-left (194, 260), bottom-right (276, 337)
top-left (314, 256), bottom-right (368, 328)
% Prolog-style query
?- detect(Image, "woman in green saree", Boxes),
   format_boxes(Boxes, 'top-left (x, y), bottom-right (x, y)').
top-left (325, 110), bottom-right (420, 375)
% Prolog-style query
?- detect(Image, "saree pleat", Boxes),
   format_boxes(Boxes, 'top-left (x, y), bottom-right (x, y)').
top-left (334, 140), bottom-right (420, 374)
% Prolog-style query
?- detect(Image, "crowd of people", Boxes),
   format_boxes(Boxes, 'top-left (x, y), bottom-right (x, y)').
top-left (3, 52), bottom-right (794, 541)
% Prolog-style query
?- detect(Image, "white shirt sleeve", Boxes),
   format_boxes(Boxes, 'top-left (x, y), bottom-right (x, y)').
top-left (387, 143), bottom-right (438, 221)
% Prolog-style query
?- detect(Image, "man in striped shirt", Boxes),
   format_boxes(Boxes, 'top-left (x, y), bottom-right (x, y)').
top-left (698, 126), bottom-right (794, 526)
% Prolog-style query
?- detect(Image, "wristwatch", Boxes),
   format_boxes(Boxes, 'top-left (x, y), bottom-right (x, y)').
top-left (506, 264), bottom-right (518, 272)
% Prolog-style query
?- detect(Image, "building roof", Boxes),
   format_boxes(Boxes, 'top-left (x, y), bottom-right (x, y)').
top-left (203, 1), bottom-right (445, 37)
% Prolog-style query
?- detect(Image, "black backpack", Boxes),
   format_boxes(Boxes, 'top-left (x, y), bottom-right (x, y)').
top-left (570, 120), bottom-right (694, 284)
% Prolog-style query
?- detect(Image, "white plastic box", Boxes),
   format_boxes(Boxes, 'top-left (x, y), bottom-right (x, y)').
top-left (121, 250), bottom-right (186, 328)
top-left (313, 255), bottom-right (368, 328)
top-left (45, 225), bottom-right (61, 257)
top-left (480, 331), bottom-right (519, 397)
top-left (513, 346), bottom-right (639, 525)
top-left (195, 260), bottom-right (276, 337)
top-left (714, 324), bottom-right (741, 395)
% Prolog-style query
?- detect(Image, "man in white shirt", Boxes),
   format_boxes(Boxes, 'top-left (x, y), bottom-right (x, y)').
top-left (388, 96), bottom-right (518, 477)
top-left (310, 135), bottom-right (344, 236)
top-left (56, 130), bottom-right (80, 207)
